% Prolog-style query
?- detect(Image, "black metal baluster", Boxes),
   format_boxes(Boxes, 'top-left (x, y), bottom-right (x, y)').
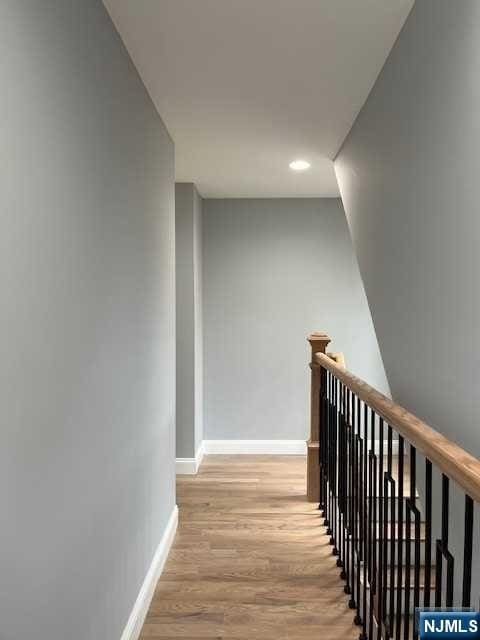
top-left (445, 488), bottom-right (454, 608)
top-left (408, 448), bottom-right (421, 640)
top-left (343, 388), bottom-right (351, 588)
top-left (367, 444), bottom-right (374, 640)
top-left (328, 370), bottom-right (334, 529)
top-left (348, 390), bottom-right (356, 606)
top-left (359, 402), bottom-right (368, 640)
top-left (368, 410), bottom-right (377, 640)
top-left (434, 479), bottom-right (444, 608)
top-left (318, 367), bottom-right (324, 513)
top-left (344, 386), bottom-right (349, 575)
top-left (327, 372), bottom-right (334, 537)
top-left (330, 374), bottom-right (336, 539)
top-left (339, 383), bottom-right (346, 572)
top-left (403, 450), bottom-right (412, 640)
top-left (435, 475), bottom-right (454, 607)
top-left (424, 460), bottom-right (432, 608)
top-left (337, 378), bottom-right (342, 558)
top-left (413, 507), bottom-right (421, 640)
top-left (332, 378), bottom-right (339, 557)
top-left (322, 368), bottom-right (329, 517)
top-left (383, 425), bottom-right (395, 638)
top-left (323, 370), bottom-right (328, 525)
top-left (395, 436), bottom-right (405, 640)
top-left (336, 382), bottom-right (343, 558)
top-left (331, 372), bottom-right (336, 540)
top-left (323, 367), bottom-right (329, 516)
top-left (462, 495), bottom-right (474, 608)
top-left (355, 396), bottom-right (363, 627)
top-left (377, 418), bottom-right (385, 631)
top-left (326, 371), bottom-right (332, 532)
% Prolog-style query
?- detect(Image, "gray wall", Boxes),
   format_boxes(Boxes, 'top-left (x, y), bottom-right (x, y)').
top-left (193, 188), bottom-right (204, 454)
top-left (175, 183), bottom-right (203, 458)
top-left (335, 0), bottom-right (480, 457)
top-left (0, 2), bottom-right (175, 639)
top-left (203, 198), bottom-right (389, 440)
top-left (335, 0), bottom-right (480, 603)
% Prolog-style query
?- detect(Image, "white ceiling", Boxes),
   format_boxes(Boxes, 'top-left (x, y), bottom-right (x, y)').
top-left (104, 0), bottom-right (413, 198)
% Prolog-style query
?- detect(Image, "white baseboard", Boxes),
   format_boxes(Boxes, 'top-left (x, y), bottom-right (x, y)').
top-left (203, 439), bottom-right (307, 455)
top-left (201, 439), bottom-right (397, 456)
top-left (176, 441), bottom-right (205, 474)
top-left (175, 438), bottom-right (395, 462)
top-left (120, 504), bottom-right (178, 640)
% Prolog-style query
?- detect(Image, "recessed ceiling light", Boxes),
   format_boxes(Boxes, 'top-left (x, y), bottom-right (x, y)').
top-left (289, 159), bottom-right (311, 171)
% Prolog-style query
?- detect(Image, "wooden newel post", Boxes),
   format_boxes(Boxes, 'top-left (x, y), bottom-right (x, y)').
top-left (306, 331), bottom-right (331, 502)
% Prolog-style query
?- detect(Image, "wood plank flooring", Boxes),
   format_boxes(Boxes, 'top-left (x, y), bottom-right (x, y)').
top-left (140, 455), bottom-right (357, 639)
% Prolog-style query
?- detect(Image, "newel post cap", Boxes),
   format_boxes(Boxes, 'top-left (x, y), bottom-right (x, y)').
top-left (307, 331), bottom-right (331, 357)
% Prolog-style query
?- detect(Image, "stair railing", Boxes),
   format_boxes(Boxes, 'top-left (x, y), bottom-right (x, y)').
top-left (307, 332), bottom-right (480, 640)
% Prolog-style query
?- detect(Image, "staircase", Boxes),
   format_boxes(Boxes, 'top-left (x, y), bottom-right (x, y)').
top-left (356, 455), bottom-right (433, 639)
top-left (306, 332), bottom-right (480, 640)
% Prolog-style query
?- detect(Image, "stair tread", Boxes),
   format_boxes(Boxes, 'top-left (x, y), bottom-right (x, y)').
top-left (360, 564), bottom-right (436, 589)
top-left (361, 521), bottom-right (427, 540)
top-left (340, 455), bottom-right (418, 496)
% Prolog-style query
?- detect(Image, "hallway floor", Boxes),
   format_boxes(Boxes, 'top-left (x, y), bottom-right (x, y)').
top-left (140, 455), bottom-right (357, 639)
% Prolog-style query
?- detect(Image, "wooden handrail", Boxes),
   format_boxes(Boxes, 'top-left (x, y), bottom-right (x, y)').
top-left (327, 351), bottom-right (345, 367)
top-left (314, 351), bottom-right (480, 503)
